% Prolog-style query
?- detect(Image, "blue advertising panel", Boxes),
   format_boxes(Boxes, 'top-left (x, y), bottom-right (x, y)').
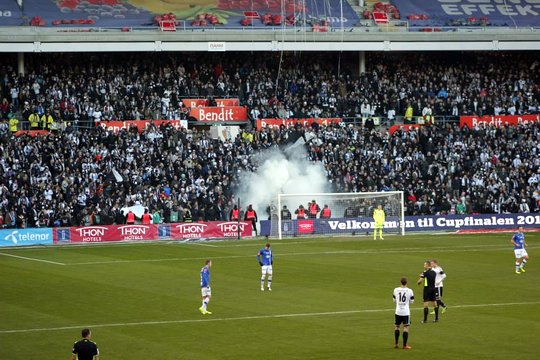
top-left (158, 224), bottom-right (171, 239)
top-left (260, 213), bottom-right (540, 236)
top-left (394, 0), bottom-right (540, 27)
top-left (0, 228), bottom-right (54, 247)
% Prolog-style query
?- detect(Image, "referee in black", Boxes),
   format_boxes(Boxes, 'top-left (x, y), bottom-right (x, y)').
top-left (417, 260), bottom-right (439, 323)
top-left (71, 328), bottom-right (99, 360)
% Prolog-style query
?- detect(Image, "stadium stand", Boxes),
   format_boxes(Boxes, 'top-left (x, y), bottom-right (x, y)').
top-left (1, 112), bottom-right (540, 228)
top-left (0, 52), bottom-right (539, 131)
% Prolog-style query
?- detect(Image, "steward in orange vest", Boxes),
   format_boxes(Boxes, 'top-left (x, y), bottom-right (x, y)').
top-left (295, 205), bottom-right (306, 219)
top-left (229, 205), bottom-right (240, 221)
top-left (244, 204), bottom-right (258, 236)
top-left (320, 204), bottom-right (331, 219)
top-left (308, 200), bottom-right (320, 219)
top-left (141, 209), bottom-right (152, 224)
top-left (125, 210), bottom-right (136, 224)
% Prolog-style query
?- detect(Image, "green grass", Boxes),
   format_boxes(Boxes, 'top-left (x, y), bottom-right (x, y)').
top-left (0, 233), bottom-right (538, 359)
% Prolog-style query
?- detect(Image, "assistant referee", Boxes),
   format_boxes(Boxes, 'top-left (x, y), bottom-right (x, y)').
top-left (71, 328), bottom-right (99, 360)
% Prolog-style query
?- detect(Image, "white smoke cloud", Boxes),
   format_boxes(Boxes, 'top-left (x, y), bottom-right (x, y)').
top-left (235, 140), bottom-right (332, 220)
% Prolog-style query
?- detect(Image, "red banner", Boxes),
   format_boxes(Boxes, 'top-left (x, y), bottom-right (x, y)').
top-left (97, 120), bottom-right (185, 133)
top-left (189, 106), bottom-right (248, 122)
top-left (54, 221), bottom-right (253, 243)
top-left (182, 99), bottom-right (239, 108)
top-left (460, 115), bottom-right (540, 128)
top-left (388, 124), bottom-right (421, 135)
top-left (216, 99), bottom-right (239, 107)
top-left (14, 130), bottom-right (50, 137)
top-left (171, 221), bottom-right (252, 239)
top-left (256, 118), bottom-right (341, 130)
top-left (297, 220), bottom-right (314, 234)
top-left (66, 224), bottom-right (158, 243)
top-left (182, 99), bottom-right (208, 108)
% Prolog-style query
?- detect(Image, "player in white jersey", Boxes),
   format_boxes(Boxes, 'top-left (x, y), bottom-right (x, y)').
top-left (430, 259), bottom-right (447, 314)
top-left (393, 277), bottom-right (414, 350)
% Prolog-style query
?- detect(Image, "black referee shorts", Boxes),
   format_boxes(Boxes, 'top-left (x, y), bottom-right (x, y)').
top-left (423, 287), bottom-right (436, 302)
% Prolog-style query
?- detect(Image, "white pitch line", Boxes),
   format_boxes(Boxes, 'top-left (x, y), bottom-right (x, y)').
top-left (191, 243), bottom-right (218, 247)
top-left (1, 301), bottom-right (538, 334)
top-left (64, 244), bottom-right (540, 266)
top-left (0, 252), bottom-right (65, 266)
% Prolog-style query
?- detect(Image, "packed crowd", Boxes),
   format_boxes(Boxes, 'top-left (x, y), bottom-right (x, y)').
top-left (1, 118), bottom-right (539, 228)
top-left (0, 52), bottom-right (539, 131)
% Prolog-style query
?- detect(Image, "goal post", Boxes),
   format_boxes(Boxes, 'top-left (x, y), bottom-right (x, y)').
top-left (275, 192), bottom-right (405, 239)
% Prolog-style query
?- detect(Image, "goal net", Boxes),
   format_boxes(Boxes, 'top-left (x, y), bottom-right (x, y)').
top-left (271, 192), bottom-right (405, 239)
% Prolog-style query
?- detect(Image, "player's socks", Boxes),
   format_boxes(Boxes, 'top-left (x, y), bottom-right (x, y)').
top-left (434, 306), bottom-right (439, 321)
top-left (261, 276), bottom-right (265, 290)
top-left (515, 261), bottom-right (521, 272)
top-left (520, 259), bottom-right (527, 271)
top-left (423, 307), bottom-right (428, 322)
top-left (268, 276), bottom-right (272, 290)
top-left (394, 330), bottom-right (400, 345)
top-left (403, 331), bottom-right (409, 347)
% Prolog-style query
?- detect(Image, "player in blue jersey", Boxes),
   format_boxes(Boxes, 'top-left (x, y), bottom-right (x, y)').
top-left (199, 259), bottom-right (212, 315)
top-left (512, 226), bottom-right (529, 274)
top-left (257, 243), bottom-right (273, 291)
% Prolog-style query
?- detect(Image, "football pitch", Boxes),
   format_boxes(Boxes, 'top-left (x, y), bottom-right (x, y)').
top-left (0, 233), bottom-right (538, 359)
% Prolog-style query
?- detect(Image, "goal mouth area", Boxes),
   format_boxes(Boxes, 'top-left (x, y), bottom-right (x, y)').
top-left (271, 192), bottom-right (405, 239)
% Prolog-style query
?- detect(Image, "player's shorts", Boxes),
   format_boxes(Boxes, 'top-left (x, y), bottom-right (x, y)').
top-left (374, 222), bottom-right (384, 228)
top-left (394, 315), bottom-right (410, 326)
top-left (435, 286), bottom-right (443, 300)
top-left (201, 286), bottom-right (211, 297)
top-left (423, 287), bottom-right (436, 302)
top-left (261, 265), bottom-right (273, 275)
top-left (514, 249), bottom-right (528, 258)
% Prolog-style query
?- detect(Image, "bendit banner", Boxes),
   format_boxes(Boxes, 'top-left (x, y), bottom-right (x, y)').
top-left (0, 228), bottom-right (53, 247)
top-left (52, 221), bottom-right (252, 244)
top-left (14, 130), bottom-right (50, 137)
top-left (216, 99), bottom-right (240, 107)
top-left (183, 99), bottom-right (240, 108)
top-left (97, 120), bottom-right (186, 133)
top-left (460, 115), bottom-right (540, 128)
top-left (260, 213), bottom-right (540, 236)
top-left (190, 106), bottom-right (248, 122)
top-left (256, 118), bottom-right (341, 130)
top-left (182, 99), bottom-right (208, 108)
top-left (388, 124), bottom-right (421, 135)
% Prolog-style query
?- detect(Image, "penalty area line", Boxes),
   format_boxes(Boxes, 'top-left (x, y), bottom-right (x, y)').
top-left (0, 252), bottom-right (65, 266)
top-left (1, 301), bottom-right (539, 334)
